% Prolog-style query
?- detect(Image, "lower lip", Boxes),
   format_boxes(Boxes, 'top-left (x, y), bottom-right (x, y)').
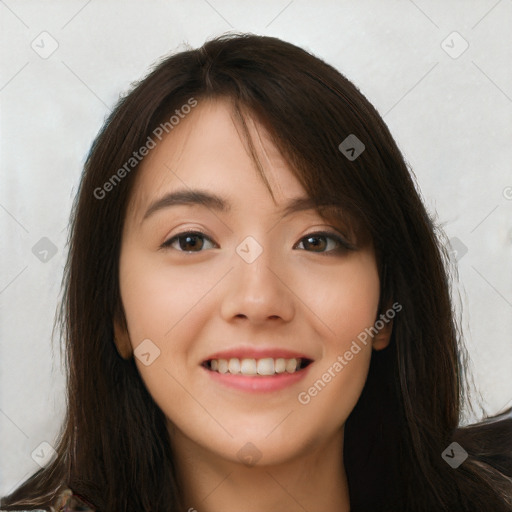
top-left (202, 364), bottom-right (312, 393)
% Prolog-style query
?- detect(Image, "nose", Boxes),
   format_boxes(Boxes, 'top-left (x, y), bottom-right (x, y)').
top-left (220, 245), bottom-right (295, 326)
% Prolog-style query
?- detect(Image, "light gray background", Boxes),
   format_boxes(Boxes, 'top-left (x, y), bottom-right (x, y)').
top-left (1, 0), bottom-right (511, 496)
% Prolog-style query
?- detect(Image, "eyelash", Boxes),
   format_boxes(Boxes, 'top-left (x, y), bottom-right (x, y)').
top-left (160, 230), bottom-right (356, 255)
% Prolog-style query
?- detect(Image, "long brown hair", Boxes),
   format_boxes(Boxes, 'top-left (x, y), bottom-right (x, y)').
top-left (2, 32), bottom-right (511, 511)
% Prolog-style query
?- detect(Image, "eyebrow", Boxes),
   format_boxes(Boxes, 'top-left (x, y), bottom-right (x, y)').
top-left (142, 189), bottom-right (330, 221)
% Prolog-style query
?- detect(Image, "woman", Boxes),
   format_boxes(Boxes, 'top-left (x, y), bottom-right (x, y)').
top-left (2, 32), bottom-right (511, 512)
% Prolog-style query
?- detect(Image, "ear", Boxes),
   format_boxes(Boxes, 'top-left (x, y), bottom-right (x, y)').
top-left (113, 308), bottom-right (133, 360)
top-left (372, 309), bottom-right (394, 351)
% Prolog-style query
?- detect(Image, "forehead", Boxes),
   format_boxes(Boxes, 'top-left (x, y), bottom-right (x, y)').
top-left (126, 99), bottom-right (307, 221)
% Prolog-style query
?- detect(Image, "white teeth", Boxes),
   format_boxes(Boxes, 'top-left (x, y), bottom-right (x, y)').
top-left (286, 358), bottom-right (298, 373)
top-left (228, 358), bottom-right (241, 374)
top-left (218, 359), bottom-right (229, 374)
top-left (274, 358), bottom-right (286, 373)
top-left (208, 357), bottom-right (306, 376)
top-left (257, 358), bottom-right (274, 376)
top-left (240, 358), bottom-right (257, 375)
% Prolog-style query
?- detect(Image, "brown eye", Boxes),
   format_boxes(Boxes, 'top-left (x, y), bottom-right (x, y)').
top-left (294, 231), bottom-right (355, 254)
top-left (302, 235), bottom-right (328, 251)
top-left (161, 231), bottom-right (216, 252)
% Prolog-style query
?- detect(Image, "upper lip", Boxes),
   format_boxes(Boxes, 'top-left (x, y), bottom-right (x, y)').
top-left (203, 347), bottom-right (314, 362)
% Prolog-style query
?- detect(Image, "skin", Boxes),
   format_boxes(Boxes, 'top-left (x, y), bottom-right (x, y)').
top-left (114, 98), bottom-right (392, 512)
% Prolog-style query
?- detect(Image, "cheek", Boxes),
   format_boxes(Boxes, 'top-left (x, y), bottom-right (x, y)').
top-left (118, 249), bottom-right (217, 419)
top-left (292, 252), bottom-right (379, 427)
top-left (117, 247), bottom-right (232, 411)
top-left (118, 249), bottom-right (217, 346)
top-left (294, 250), bottom-right (381, 344)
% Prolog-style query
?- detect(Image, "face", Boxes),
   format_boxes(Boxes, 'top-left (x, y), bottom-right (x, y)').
top-left (115, 98), bottom-right (389, 468)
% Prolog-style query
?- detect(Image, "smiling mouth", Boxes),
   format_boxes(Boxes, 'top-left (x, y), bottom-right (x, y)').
top-left (202, 357), bottom-right (313, 376)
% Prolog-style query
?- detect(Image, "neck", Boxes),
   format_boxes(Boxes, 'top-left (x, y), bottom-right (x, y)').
top-left (170, 427), bottom-right (350, 512)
